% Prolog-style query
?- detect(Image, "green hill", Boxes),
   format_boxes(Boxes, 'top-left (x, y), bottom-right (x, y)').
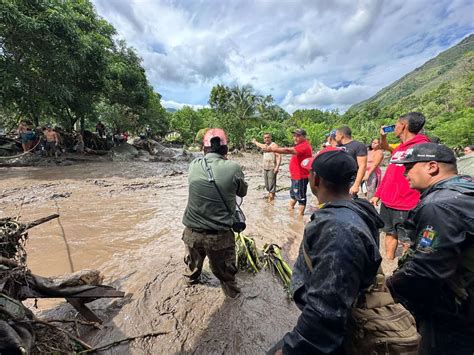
top-left (341, 34), bottom-right (474, 147)
top-left (351, 34), bottom-right (474, 111)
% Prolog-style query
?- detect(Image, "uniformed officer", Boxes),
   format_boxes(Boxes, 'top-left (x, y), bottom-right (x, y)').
top-left (386, 143), bottom-right (474, 355)
top-left (182, 128), bottom-right (248, 298)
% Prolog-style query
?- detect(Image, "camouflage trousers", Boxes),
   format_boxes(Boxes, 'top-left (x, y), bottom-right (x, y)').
top-left (182, 227), bottom-right (240, 298)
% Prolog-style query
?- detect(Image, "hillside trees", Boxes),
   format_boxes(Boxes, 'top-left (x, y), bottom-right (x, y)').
top-left (0, 0), bottom-right (167, 134)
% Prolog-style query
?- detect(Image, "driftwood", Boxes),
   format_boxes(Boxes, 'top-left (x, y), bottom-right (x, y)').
top-left (0, 214), bottom-right (59, 261)
top-left (0, 214), bottom-right (125, 353)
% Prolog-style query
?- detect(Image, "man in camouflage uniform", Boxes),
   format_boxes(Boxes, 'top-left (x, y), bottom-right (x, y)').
top-left (387, 143), bottom-right (474, 355)
top-left (182, 128), bottom-right (248, 298)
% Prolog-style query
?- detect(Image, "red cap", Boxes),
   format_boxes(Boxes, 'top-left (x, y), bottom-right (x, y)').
top-left (203, 128), bottom-right (228, 147)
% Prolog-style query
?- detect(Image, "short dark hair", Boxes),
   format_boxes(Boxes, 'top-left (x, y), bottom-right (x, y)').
top-left (204, 138), bottom-right (228, 156)
top-left (399, 112), bottom-right (425, 134)
top-left (336, 125), bottom-right (352, 138)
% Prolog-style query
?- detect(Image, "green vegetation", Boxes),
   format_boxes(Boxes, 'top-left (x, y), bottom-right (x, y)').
top-left (1, 1), bottom-right (471, 149)
top-left (0, 0), bottom-right (168, 134)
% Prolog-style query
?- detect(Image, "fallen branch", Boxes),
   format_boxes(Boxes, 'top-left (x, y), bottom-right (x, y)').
top-left (79, 330), bottom-right (171, 353)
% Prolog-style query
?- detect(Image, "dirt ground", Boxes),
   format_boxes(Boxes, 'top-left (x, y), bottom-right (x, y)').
top-left (0, 153), bottom-right (396, 354)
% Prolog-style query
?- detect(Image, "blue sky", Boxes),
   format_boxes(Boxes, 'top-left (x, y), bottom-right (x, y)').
top-left (92, 0), bottom-right (473, 113)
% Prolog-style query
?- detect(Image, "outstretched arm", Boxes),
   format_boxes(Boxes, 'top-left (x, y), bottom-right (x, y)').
top-left (251, 139), bottom-right (267, 150)
top-left (266, 145), bottom-right (297, 155)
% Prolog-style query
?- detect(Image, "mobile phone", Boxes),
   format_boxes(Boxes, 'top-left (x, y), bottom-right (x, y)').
top-left (382, 125), bottom-right (396, 133)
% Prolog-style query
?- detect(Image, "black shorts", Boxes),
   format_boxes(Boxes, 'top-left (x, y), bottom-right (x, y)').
top-left (380, 203), bottom-right (410, 243)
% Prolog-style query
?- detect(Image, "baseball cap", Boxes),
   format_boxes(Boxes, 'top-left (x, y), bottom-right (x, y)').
top-left (203, 128), bottom-right (228, 147)
top-left (292, 128), bottom-right (307, 137)
top-left (301, 147), bottom-right (357, 184)
top-left (325, 129), bottom-right (336, 138)
top-left (390, 143), bottom-right (456, 164)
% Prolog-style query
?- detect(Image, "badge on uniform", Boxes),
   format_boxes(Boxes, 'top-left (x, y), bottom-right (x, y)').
top-left (416, 225), bottom-right (437, 252)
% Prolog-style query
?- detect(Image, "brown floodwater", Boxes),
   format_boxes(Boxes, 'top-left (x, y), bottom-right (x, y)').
top-left (1, 154), bottom-right (317, 353)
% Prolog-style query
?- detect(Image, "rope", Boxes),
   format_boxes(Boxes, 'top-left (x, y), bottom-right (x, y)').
top-left (0, 138), bottom-right (42, 160)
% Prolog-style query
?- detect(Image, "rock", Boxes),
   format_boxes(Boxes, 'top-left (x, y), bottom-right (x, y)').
top-left (111, 143), bottom-right (139, 161)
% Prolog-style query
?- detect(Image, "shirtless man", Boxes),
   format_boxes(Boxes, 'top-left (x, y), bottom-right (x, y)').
top-left (252, 133), bottom-right (282, 202)
top-left (44, 126), bottom-right (59, 157)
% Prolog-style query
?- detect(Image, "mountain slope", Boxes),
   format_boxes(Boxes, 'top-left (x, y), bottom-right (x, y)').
top-left (351, 34), bottom-right (474, 111)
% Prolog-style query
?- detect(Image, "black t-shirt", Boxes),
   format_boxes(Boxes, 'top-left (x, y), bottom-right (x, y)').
top-left (339, 140), bottom-right (367, 167)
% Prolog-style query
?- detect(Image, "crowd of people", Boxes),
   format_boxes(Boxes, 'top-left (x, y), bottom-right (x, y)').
top-left (182, 112), bottom-right (473, 354)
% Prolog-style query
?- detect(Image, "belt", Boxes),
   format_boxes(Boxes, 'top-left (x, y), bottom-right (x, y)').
top-left (191, 228), bottom-right (220, 235)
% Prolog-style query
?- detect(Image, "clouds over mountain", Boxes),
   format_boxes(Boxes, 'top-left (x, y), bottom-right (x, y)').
top-left (93, 0), bottom-right (473, 111)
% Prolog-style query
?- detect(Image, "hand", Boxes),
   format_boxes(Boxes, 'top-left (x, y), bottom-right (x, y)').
top-left (370, 196), bottom-right (380, 206)
top-left (349, 184), bottom-right (360, 195)
top-left (274, 167), bottom-right (279, 174)
top-left (380, 126), bottom-right (387, 136)
top-left (251, 138), bottom-right (257, 144)
top-left (274, 350), bottom-right (283, 355)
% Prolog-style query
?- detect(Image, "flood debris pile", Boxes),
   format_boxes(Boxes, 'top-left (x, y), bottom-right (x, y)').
top-left (235, 233), bottom-right (293, 293)
top-left (0, 214), bottom-right (123, 353)
top-left (131, 137), bottom-right (196, 162)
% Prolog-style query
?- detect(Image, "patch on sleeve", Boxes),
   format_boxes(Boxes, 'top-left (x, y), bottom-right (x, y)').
top-left (416, 225), bottom-right (438, 253)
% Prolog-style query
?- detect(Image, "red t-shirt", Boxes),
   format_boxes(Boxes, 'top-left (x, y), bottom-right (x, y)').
top-left (375, 134), bottom-right (430, 210)
top-left (289, 140), bottom-right (313, 180)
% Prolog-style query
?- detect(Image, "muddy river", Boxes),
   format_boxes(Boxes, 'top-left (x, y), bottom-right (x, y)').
top-left (0, 154), bottom-right (322, 353)
top-left (0, 153), bottom-right (396, 353)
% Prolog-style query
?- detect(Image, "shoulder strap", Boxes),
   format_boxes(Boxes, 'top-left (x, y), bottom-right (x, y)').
top-left (202, 157), bottom-right (233, 216)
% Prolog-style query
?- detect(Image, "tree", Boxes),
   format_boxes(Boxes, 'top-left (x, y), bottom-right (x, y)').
top-left (0, 0), bottom-right (116, 129)
top-left (170, 106), bottom-right (204, 144)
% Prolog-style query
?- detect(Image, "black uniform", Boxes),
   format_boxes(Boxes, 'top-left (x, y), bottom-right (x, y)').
top-left (272, 199), bottom-right (383, 354)
top-left (387, 175), bottom-right (474, 355)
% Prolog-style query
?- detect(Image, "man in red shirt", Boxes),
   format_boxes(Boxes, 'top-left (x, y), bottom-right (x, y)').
top-left (264, 128), bottom-right (313, 215)
top-left (370, 112), bottom-right (430, 260)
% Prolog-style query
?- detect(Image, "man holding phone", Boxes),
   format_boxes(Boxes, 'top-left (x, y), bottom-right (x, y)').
top-left (371, 112), bottom-right (430, 260)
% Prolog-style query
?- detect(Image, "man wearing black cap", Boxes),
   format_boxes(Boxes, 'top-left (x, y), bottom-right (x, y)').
top-left (269, 147), bottom-right (383, 354)
top-left (386, 143), bottom-right (474, 354)
top-left (263, 128), bottom-right (312, 215)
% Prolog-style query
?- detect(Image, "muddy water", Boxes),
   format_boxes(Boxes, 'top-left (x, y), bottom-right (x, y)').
top-left (0, 154), bottom-right (316, 353)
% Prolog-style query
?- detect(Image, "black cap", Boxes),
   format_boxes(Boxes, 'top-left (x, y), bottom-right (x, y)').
top-left (391, 143), bottom-right (456, 164)
top-left (292, 128), bottom-right (307, 137)
top-left (311, 147), bottom-right (357, 184)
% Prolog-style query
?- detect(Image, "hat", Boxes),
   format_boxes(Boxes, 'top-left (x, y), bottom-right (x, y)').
top-left (301, 147), bottom-right (357, 184)
top-left (292, 128), bottom-right (307, 137)
top-left (325, 129), bottom-right (336, 138)
top-left (390, 143), bottom-right (456, 164)
top-left (203, 128), bottom-right (228, 147)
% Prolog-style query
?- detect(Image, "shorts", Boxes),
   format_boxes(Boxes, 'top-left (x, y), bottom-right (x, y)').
top-left (380, 203), bottom-right (410, 243)
top-left (21, 132), bottom-right (35, 144)
top-left (290, 178), bottom-right (308, 206)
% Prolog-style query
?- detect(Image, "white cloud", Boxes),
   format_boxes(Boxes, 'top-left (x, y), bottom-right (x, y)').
top-left (161, 99), bottom-right (206, 111)
top-left (282, 81), bottom-right (374, 113)
top-left (92, 0), bottom-right (474, 111)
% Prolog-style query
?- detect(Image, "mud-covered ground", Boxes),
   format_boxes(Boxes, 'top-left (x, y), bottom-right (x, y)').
top-left (0, 153), bottom-right (395, 354)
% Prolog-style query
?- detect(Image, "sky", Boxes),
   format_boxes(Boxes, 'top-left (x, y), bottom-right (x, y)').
top-left (92, 0), bottom-right (474, 113)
